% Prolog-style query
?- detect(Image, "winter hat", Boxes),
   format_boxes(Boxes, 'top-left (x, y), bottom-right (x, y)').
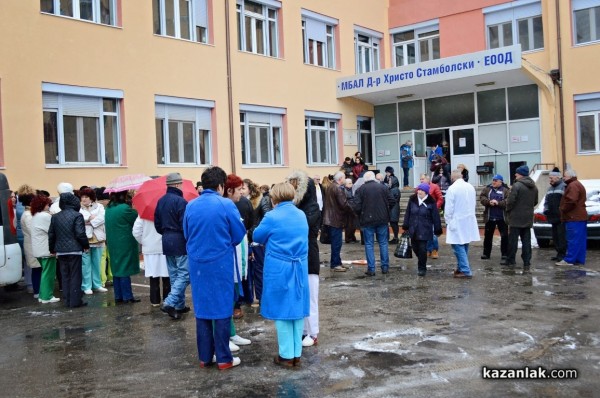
top-left (549, 167), bottom-right (561, 177)
top-left (166, 172), bottom-right (183, 185)
top-left (57, 182), bottom-right (73, 194)
top-left (515, 165), bottom-right (529, 176)
top-left (385, 166), bottom-right (394, 174)
top-left (417, 183), bottom-right (430, 194)
top-left (492, 174), bottom-right (504, 181)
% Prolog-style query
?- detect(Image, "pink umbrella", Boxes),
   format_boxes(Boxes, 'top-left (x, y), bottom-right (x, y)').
top-left (132, 176), bottom-right (198, 221)
top-left (104, 174), bottom-right (151, 193)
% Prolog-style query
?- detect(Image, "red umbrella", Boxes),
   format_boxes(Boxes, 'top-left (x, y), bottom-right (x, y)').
top-left (132, 176), bottom-right (199, 221)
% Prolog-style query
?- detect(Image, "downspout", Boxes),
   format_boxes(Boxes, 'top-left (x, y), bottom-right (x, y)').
top-left (554, 0), bottom-right (567, 170)
top-left (225, 0), bottom-right (236, 174)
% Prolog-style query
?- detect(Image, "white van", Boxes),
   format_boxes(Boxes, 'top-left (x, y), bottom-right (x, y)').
top-left (0, 173), bottom-right (23, 286)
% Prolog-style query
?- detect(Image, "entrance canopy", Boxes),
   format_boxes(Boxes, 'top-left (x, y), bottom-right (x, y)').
top-left (336, 45), bottom-right (533, 105)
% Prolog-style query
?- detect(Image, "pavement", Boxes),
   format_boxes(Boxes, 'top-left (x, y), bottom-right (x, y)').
top-left (1, 236), bottom-right (599, 398)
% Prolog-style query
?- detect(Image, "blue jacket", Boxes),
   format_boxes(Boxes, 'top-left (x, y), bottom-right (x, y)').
top-left (183, 190), bottom-right (246, 319)
top-left (253, 201), bottom-right (309, 321)
top-left (402, 194), bottom-right (443, 241)
top-left (400, 144), bottom-right (414, 169)
top-left (154, 186), bottom-right (188, 256)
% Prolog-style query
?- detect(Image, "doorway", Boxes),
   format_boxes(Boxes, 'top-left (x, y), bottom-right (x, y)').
top-left (450, 126), bottom-right (477, 185)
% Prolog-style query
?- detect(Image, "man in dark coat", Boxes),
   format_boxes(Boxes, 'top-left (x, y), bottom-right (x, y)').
top-left (322, 171), bottom-right (354, 272)
top-left (350, 171), bottom-right (396, 276)
top-left (502, 165), bottom-right (538, 268)
top-left (557, 169), bottom-right (587, 266)
top-left (48, 192), bottom-right (90, 308)
top-left (543, 168), bottom-right (566, 261)
top-left (383, 166), bottom-right (401, 244)
top-left (154, 172), bottom-right (189, 320)
top-left (480, 174), bottom-right (510, 260)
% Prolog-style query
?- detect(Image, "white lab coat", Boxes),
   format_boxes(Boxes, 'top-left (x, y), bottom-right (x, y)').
top-left (445, 178), bottom-right (480, 245)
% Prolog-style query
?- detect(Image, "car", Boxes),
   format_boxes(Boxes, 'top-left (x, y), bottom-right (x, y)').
top-left (533, 179), bottom-right (600, 248)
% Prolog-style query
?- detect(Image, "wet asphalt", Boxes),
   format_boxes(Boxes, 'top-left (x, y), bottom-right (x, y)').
top-left (1, 236), bottom-right (599, 398)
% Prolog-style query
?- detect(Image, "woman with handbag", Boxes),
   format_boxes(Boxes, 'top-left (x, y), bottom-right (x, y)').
top-left (401, 183), bottom-right (443, 277)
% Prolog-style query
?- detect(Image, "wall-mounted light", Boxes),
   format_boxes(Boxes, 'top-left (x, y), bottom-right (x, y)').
top-left (475, 81), bottom-right (495, 87)
top-left (396, 94), bottom-right (414, 99)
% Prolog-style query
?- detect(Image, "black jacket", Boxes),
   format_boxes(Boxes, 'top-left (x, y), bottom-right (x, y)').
top-left (49, 193), bottom-right (90, 254)
top-left (402, 194), bottom-right (443, 241)
top-left (543, 180), bottom-right (565, 224)
top-left (154, 186), bottom-right (188, 256)
top-left (235, 196), bottom-right (255, 239)
top-left (350, 180), bottom-right (395, 227)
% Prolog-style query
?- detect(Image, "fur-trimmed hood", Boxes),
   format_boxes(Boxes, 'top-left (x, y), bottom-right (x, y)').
top-left (286, 170), bottom-right (310, 206)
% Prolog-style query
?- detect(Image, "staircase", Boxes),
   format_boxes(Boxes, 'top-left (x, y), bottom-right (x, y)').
top-left (398, 186), bottom-right (487, 228)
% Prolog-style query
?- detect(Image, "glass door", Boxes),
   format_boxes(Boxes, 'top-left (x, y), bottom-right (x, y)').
top-left (411, 129), bottom-right (427, 187)
top-left (450, 126), bottom-right (477, 186)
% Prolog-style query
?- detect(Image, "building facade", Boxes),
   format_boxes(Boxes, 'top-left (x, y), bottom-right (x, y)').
top-left (0, 1), bottom-right (599, 191)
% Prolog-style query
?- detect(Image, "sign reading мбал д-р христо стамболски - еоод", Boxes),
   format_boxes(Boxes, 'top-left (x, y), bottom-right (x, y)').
top-left (336, 44), bottom-right (522, 98)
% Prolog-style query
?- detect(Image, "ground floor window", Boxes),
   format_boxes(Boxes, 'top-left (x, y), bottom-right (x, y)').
top-left (240, 105), bottom-right (284, 166)
top-left (305, 112), bottom-right (339, 165)
top-left (42, 85), bottom-right (122, 166)
top-left (575, 95), bottom-right (600, 153)
top-left (155, 96), bottom-right (213, 165)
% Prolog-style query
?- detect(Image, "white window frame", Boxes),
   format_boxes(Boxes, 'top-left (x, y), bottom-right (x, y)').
top-left (154, 0), bottom-right (209, 43)
top-left (575, 94), bottom-right (600, 153)
top-left (572, 0), bottom-right (600, 45)
top-left (240, 105), bottom-right (285, 166)
top-left (354, 26), bottom-right (382, 74)
top-left (42, 83), bottom-right (123, 166)
top-left (40, 0), bottom-right (118, 26)
top-left (391, 20), bottom-right (439, 67)
top-left (305, 111), bottom-right (340, 165)
top-left (155, 96), bottom-right (214, 166)
top-left (302, 10), bottom-right (338, 69)
top-left (484, 0), bottom-right (543, 51)
top-left (236, 0), bottom-right (280, 57)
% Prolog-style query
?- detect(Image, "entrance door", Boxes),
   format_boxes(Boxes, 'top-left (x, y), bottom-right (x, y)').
top-left (450, 127), bottom-right (477, 186)
top-left (411, 130), bottom-right (427, 187)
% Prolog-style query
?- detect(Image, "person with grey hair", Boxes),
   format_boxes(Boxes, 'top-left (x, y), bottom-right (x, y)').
top-left (556, 168), bottom-right (587, 266)
top-left (502, 164), bottom-right (538, 269)
top-left (400, 140), bottom-right (414, 188)
top-left (543, 167), bottom-right (566, 261)
top-left (350, 171), bottom-right (396, 276)
top-left (322, 171), bottom-right (354, 272)
top-left (445, 169), bottom-right (480, 278)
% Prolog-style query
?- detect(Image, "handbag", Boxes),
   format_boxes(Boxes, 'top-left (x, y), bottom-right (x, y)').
top-left (394, 232), bottom-right (412, 259)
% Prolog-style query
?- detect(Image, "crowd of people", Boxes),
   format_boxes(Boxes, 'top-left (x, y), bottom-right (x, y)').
top-left (5, 148), bottom-right (588, 371)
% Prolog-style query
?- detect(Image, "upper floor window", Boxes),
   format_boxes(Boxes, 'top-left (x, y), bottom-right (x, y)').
top-left (240, 105), bottom-right (284, 166)
top-left (155, 96), bottom-right (213, 165)
top-left (484, 1), bottom-right (543, 51)
top-left (575, 94), bottom-right (600, 153)
top-left (41, 0), bottom-right (118, 26)
top-left (392, 21), bottom-right (439, 67)
top-left (305, 111), bottom-right (339, 165)
top-left (573, 0), bottom-right (600, 45)
top-left (302, 10), bottom-right (337, 69)
top-left (153, 0), bottom-right (208, 43)
top-left (354, 26), bottom-right (382, 74)
top-left (42, 83), bottom-right (123, 166)
top-left (236, 0), bottom-right (280, 57)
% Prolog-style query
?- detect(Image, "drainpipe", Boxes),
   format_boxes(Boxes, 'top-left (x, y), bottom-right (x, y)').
top-left (553, 0), bottom-right (567, 171)
top-left (225, 0), bottom-right (236, 174)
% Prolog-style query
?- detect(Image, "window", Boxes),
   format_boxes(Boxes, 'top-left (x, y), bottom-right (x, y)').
top-left (155, 96), bottom-right (213, 165)
top-left (236, 0), bottom-right (280, 56)
top-left (573, 0), bottom-right (600, 44)
top-left (354, 27), bottom-right (382, 73)
top-left (392, 21), bottom-right (439, 67)
top-left (41, 0), bottom-right (118, 26)
top-left (240, 105), bottom-right (284, 166)
top-left (575, 95), bottom-right (600, 153)
top-left (153, 0), bottom-right (208, 43)
top-left (302, 10), bottom-right (337, 69)
top-left (42, 83), bottom-right (123, 166)
top-left (484, 1), bottom-right (543, 51)
top-left (305, 112), bottom-right (339, 165)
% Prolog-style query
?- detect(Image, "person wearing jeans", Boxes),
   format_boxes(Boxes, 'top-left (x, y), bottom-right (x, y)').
top-left (350, 171), bottom-right (396, 276)
top-left (322, 172), bottom-right (354, 272)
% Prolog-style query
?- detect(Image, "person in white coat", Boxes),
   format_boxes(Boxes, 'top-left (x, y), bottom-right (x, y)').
top-left (132, 216), bottom-right (170, 307)
top-left (79, 188), bottom-right (108, 295)
top-left (445, 169), bottom-right (480, 279)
